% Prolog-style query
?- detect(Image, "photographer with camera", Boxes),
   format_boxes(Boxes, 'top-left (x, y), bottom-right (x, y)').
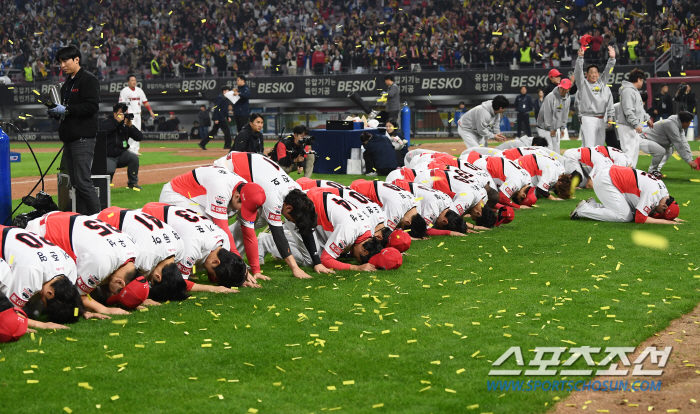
top-left (47, 45), bottom-right (101, 215)
top-left (269, 125), bottom-right (316, 178)
top-left (99, 103), bottom-right (143, 191)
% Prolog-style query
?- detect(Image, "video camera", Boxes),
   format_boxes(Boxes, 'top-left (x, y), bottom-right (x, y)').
top-left (288, 135), bottom-right (317, 160)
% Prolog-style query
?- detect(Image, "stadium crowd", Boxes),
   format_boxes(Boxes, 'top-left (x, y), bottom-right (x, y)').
top-left (1, 0), bottom-right (700, 83)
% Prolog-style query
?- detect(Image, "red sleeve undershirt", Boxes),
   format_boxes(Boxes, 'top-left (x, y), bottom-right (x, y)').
top-left (635, 210), bottom-right (648, 223)
top-left (184, 279), bottom-right (195, 291)
top-left (240, 225), bottom-right (261, 274)
top-left (426, 228), bottom-right (451, 236)
top-left (321, 250), bottom-right (351, 270)
top-left (499, 192), bottom-right (521, 209)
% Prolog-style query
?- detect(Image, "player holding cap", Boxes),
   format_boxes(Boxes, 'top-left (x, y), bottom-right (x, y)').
top-left (212, 152), bottom-right (331, 279)
top-left (0, 290), bottom-right (28, 343)
top-left (139, 203), bottom-right (249, 288)
top-left (574, 45), bottom-right (616, 148)
top-left (638, 112), bottom-right (699, 177)
top-left (516, 153), bottom-right (571, 201)
top-left (570, 166), bottom-right (681, 224)
top-left (615, 69), bottom-right (652, 167)
top-left (0, 225), bottom-right (108, 328)
top-left (471, 156), bottom-right (534, 209)
top-left (25, 212), bottom-right (147, 314)
top-left (349, 180), bottom-right (428, 239)
top-left (536, 78), bottom-right (573, 154)
top-left (457, 96), bottom-right (510, 148)
top-left (118, 74), bottom-right (155, 155)
top-left (159, 166), bottom-right (266, 280)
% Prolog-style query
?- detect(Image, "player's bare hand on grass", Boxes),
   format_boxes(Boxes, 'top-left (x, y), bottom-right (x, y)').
top-left (473, 225), bottom-right (490, 231)
top-left (411, 236), bottom-right (429, 240)
top-left (84, 312), bottom-right (110, 320)
top-left (291, 267), bottom-right (312, 279)
top-left (243, 273), bottom-right (262, 288)
top-left (314, 264), bottom-right (336, 274)
top-left (211, 286), bottom-right (238, 293)
top-left (548, 195), bottom-right (563, 201)
top-left (351, 263), bottom-right (376, 272)
top-left (254, 272), bottom-right (271, 281)
top-left (519, 205), bottom-right (533, 209)
top-left (27, 328), bottom-right (37, 334)
top-left (142, 299), bottom-right (161, 306)
top-left (674, 218), bottom-right (686, 222)
top-left (451, 231), bottom-right (468, 236)
top-left (31, 321), bottom-right (70, 330)
top-left (466, 229), bottom-right (479, 234)
top-left (103, 307), bottom-right (131, 315)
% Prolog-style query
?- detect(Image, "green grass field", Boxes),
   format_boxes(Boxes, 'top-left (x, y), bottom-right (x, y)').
top-left (2, 141), bottom-right (700, 414)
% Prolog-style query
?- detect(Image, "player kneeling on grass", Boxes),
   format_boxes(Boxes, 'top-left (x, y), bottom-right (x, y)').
top-left (639, 112), bottom-right (699, 177)
top-left (495, 136), bottom-right (550, 150)
top-left (213, 151), bottom-right (333, 279)
top-left (95, 207), bottom-right (236, 301)
top-left (0, 290), bottom-right (29, 342)
top-left (471, 156), bottom-right (535, 209)
top-left (403, 149), bottom-right (438, 168)
top-left (0, 225), bottom-right (108, 328)
top-left (160, 166), bottom-right (266, 283)
top-left (350, 180), bottom-right (428, 240)
top-left (570, 165), bottom-right (682, 224)
top-left (139, 203), bottom-right (248, 289)
top-left (24, 212), bottom-right (146, 315)
top-left (517, 153), bottom-right (572, 201)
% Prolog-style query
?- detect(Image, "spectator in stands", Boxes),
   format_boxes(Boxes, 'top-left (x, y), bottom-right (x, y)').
top-left (360, 131), bottom-right (398, 176)
top-left (653, 84), bottom-right (674, 121)
top-left (165, 112), bottom-right (180, 132)
top-left (312, 46), bottom-right (325, 75)
top-left (233, 113), bottom-right (265, 154)
top-left (514, 87), bottom-right (533, 137)
top-left (23, 61), bottom-right (33, 83)
top-left (232, 76), bottom-right (251, 133)
top-left (100, 103), bottom-right (142, 191)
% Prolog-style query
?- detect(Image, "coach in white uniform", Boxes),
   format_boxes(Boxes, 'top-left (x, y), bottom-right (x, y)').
top-left (615, 69), bottom-right (652, 168)
top-left (119, 75), bottom-right (155, 155)
top-left (574, 46), bottom-right (616, 148)
top-left (457, 96), bottom-right (510, 148)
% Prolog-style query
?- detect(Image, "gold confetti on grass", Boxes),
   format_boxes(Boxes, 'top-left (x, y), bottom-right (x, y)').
top-left (631, 230), bottom-right (669, 250)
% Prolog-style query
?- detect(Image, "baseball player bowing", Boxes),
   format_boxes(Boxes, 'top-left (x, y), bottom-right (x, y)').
top-left (95, 207), bottom-right (237, 301)
top-left (140, 203), bottom-right (248, 289)
top-left (350, 180), bottom-right (428, 239)
top-left (471, 156), bottom-right (535, 209)
top-left (213, 151), bottom-right (333, 279)
top-left (0, 225), bottom-right (108, 329)
top-left (25, 212), bottom-right (148, 314)
top-left (516, 153), bottom-right (571, 201)
top-left (570, 165), bottom-right (682, 224)
top-left (160, 166), bottom-right (266, 281)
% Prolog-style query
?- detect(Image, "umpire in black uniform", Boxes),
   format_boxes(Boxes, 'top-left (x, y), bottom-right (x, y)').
top-left (48, 46), bottom-right (101, 215)
top-left (100, 103), bottom-right (143, 190)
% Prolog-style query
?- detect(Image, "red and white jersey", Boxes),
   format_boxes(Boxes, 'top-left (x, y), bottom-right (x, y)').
top-left (460, 147), bottom-right (503, 163)
top-left (25, 212), bottom-right (137, 295)
top-left (596, 146), bottom-right (631, 166)
top-left (322, 186), bottom-right (386, 230)
top-left (95, 207), bottom-right (185, 275)
top-left (500, 146), bottom-right (549, 161)
top-left (517, 154), bottom-right (566, 193)
top-left (213, 152), bottom-right (301, 227)
top-left (443, 160), bottom-right (496, 190)
top-left (306, 188), bottom-right (372, 260)
top-left (139, 203), bottom-right (229, 278)
top-left (169, 166), bottom-right (249, 223)
top-left (0, 226), bottom-right (77, 308)
top-left (386, 167), bottom-right (419, 184)
top-left (349, 180), bottom-right (417, 230)
top-left (393, 180), bottom-right (452, 226)
top-left (413, 169), bottom-right (487, 216)
top-left (297, 178), bottom-right (346, 191)
top-left (404, 149), bottom-right (438, 167)
top-left (118, 86), bottom-right (148, 114)
top-left (563, 146), bottom-right (629, 168)
top-left (609, 166), bottom-right (669, 217)
top-left (473, 157), bottom-right (531, 199)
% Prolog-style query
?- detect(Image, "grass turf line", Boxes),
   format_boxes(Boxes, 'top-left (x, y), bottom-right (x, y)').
top-left (1, 149), bottom-right (699, 413)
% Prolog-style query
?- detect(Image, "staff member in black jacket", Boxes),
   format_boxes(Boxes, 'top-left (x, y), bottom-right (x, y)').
top-left (269, 125), bottom-right (315, 177)
top-left (100, 103), bottom-right (143, 190)
top-left (360, 131), bottom-right (398, 176)
top-left (48, 46), bottom-right (101, 215)
top-left (232, 76), bottom-right (251, 133)
top-left (232, 113), bottom-right (265, 153)
top-left (200, 86), bottom-right (232, 150)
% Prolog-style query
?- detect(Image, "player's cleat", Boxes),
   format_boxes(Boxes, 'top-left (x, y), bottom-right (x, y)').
top-left (128, 184), bottom-right (142, 191)
top-left (198, 143), bottom-right (207, 150)
top-left (651, 171), bottom-right (665, 179)
top-left (570, 199), bottom-right (588, 220)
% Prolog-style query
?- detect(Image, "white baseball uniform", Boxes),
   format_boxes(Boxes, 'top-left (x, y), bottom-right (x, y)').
top-left (349, 180), bottom-right (417, 230)
top-left (95, 207), bottom-right (185, 276)
top-left (517, 153), bottom-right (566, 194)
top-left (25, 212), bottom-right (138, 295)
top-left (472, 157), bottom-right (531, 201)
top-left (394, 181), bottom-right (452, 226)
top-left (0, 226), bottom-right (77, 307)
top-left (119, 85), bottom-right (149, 153)
top-left (139, 203), bottom-right (230, 279)
top-left (413, 169), bottom-right (487, 216)
top-left (404, 149), bottom-right (438, 168)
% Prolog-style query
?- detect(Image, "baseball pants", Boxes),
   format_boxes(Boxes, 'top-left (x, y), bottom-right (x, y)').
top-left (580, 116), bottom-right (606, 148)
top-left (256, 221), bottom-right (316, 267)
top-left (458, 130), bottom-right (487, 148)
top-left (576, 168), bottom-right (634, 222)
top-left (536, 128), bottom-right (561, 154)
top-left (128, 114), bottom-right (142, 155)
top-left (616, 124), bottom-right (640, 168)
top-left (639, 139), bottom-right (672, 173)
top-left (158, 183), bottom-right (207, 216)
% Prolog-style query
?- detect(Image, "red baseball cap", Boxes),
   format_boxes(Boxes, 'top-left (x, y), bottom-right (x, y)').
top-left (521, 187), bottom-right (538, 206)
top-left (369, 247), bottom-right (403, 270)
top-left (106, 276), bottom-right (150, 309)
top-left (387, 229), bottom-right (411, 252)
top-left (0, 307), bottom-right (28, 343)
top-left (238, 183), bottom-right (266, 222)
top-left (169, 111), bottom-right (175, 115)
top-left (548, 69), bottom-right (562, 78)
top-left (693, 156), bottom-right (700, 171)
top-left (662, 201), bottom-right (679, 220)
top-left (559, 79), bottom-right (573, 90)
top-left (580, 34), bottom-right (592, 46)
top-left (495, 206), bottom-right (515, 227)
